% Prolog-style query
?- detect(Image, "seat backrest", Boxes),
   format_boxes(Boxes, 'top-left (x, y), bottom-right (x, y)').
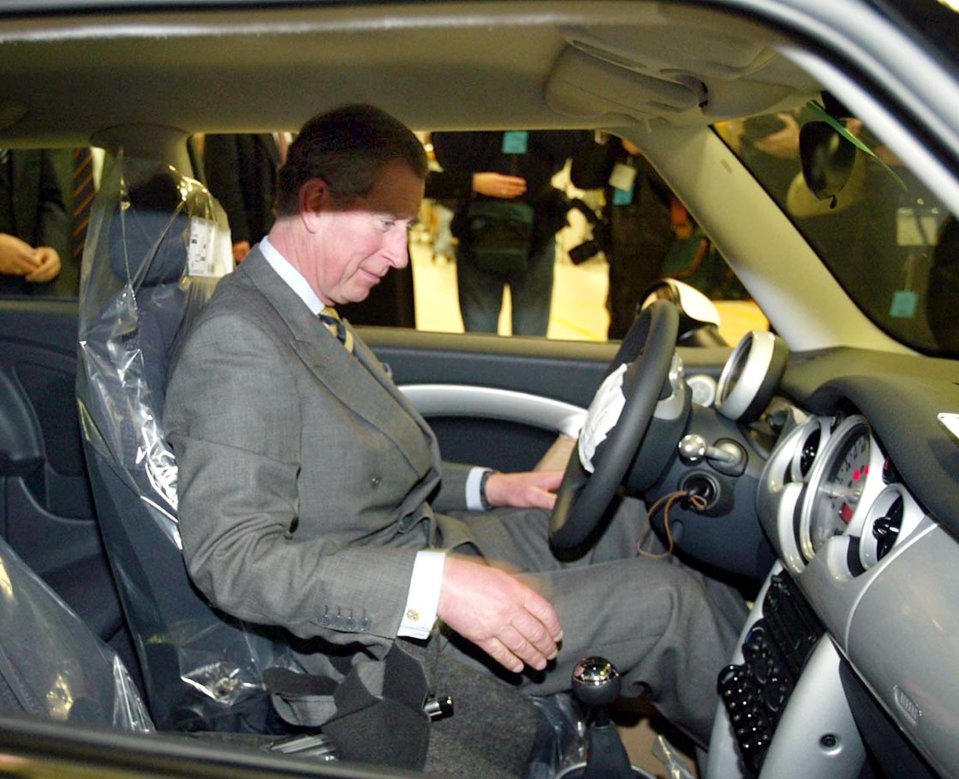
top-left (77, 155), bottom-right (294, 733)
top-left (0, 534), bottom-right (153, 732)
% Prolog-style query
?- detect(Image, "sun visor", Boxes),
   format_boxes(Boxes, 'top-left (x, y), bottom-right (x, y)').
top-left (546, 46), bottom-right (704, 124)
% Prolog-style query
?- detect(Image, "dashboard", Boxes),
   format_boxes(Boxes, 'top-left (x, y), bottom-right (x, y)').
top-left (703, 336), bottom-right (959, 779)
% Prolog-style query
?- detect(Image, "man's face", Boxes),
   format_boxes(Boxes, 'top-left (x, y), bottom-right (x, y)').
top-left (308, 159), bottom-right (424, 306)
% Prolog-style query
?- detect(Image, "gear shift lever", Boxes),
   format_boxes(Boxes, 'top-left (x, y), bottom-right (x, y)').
top-left (571, 656), bottom-right (635, 779)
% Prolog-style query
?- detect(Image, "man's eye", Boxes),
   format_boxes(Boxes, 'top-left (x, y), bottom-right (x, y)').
top-left (375, 217), bottom-right (395, 232)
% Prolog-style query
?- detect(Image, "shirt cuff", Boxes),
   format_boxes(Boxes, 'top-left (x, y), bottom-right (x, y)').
top-left (465, 466), bottom-right (492, 512)
top-left (398, 550), bottom-right (448, 640)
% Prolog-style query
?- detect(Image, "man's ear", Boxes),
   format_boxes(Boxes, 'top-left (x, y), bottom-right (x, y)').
top-left (298, 178), bottom-right (332, 233)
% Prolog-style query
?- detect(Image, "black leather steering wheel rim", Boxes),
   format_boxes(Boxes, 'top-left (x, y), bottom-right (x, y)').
top-left (550, 300), bottom-right (679, 550)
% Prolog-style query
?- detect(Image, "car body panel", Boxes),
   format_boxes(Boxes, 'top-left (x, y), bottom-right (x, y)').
top-left (0, 1), bottom-right (957, 777)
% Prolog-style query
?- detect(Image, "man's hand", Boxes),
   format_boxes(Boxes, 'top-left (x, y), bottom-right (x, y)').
top-left (232, 240), bottom-right (252, 263)
top-left (484, 470), bottom-right (562, 511)
top-left (25, 246), bottom-right (61, 283)
top-left (472, 172), bottom-right (527, 200)
top-left (0, 233), bottom-right (41, 277)
top-left (438, 555), bottom-right (563, 673)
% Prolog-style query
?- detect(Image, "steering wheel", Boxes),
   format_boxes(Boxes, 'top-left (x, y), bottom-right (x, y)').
top-left (550, 299), bottom-right (679, 550)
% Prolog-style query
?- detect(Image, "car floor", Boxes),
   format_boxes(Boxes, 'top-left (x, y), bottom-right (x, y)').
top-left (614, 694), bottom-right (701, 778)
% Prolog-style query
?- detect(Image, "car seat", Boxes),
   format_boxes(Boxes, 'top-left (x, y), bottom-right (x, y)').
top-left (76, 154), bottom-right (297, 734)
top-left (0, 533), bottom-right (152, 731)
top-left (74, 152), bottom-right (583, 775)
top-left (0, 531), bottom-right (340, 765)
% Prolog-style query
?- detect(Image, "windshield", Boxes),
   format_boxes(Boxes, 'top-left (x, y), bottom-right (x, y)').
top-left (717, 108), bottom-right (958, 356)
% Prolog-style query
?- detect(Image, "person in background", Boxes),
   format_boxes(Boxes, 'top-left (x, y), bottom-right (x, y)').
top-left (202, 133), bottom-right (284, 264)
top-left (431, 130), bottom-right (592, 336)
top-left (0, 148), bottom-right (69, 296)
top-left (570, 134), bottom-right (677, 339)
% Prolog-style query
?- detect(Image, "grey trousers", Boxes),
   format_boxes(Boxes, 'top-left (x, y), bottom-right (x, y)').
top-left (440, 497), bottom-right (747, 746)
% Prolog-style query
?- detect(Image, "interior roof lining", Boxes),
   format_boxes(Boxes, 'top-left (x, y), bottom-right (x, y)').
top-left (0, 0), bottom-right (816, 143)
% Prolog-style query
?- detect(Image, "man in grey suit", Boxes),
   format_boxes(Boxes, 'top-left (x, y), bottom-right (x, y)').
top-left (165, 105), bottom-right (744, 771)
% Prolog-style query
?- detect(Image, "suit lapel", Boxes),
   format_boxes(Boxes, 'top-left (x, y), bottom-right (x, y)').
top-left (242, 249), bottom-right (437, 470)
top-left (348, 324), bottom-right (442, 463)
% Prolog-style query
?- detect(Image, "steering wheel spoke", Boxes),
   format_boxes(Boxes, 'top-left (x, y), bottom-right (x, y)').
top-left (550, 300), bottom-right (680, 551)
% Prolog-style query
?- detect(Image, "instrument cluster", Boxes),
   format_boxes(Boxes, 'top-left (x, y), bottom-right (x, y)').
top-left (757, 411), bottom-right (926, 577)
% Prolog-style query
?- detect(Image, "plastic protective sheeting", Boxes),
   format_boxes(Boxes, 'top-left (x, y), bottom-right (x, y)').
top-left (526, 693), bottom-right (587, 779)
top-left (0, 536), bottom-right (153, 732)
top-left (77, 154), bottom-right (233, 549)
top-left (76, 154), bottom-right (298, 726)
top-left (653, 734), bottom-right (697, 779)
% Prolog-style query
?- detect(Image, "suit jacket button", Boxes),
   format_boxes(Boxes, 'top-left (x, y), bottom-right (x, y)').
top-left (360, 617), bottom-right (371, 631)
top-left (371, 476), bottom-right (381, 488)
top-left (345, 617), bottom-right (356, 629)
top-left (319, 615), bottom-right (330, 626)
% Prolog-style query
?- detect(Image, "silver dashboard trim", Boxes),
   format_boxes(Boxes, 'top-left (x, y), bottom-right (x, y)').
top-left (759, 638), bottom-right (865, 779)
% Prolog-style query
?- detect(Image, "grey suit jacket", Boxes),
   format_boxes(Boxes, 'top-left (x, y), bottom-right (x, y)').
top-left (164, 248), bottom-right (478, 676)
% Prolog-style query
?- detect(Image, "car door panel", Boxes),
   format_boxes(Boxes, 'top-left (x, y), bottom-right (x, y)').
top-left (0, 299), bottom-right (122, 641)
top-left (365, 328), bottom-right (731, 471)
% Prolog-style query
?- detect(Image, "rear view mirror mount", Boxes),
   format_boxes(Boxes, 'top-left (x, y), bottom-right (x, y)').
top-left (799, 120), bottom-right (856, 209)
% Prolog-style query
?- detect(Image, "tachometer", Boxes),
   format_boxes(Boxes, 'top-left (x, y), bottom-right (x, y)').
top-left (715, 331), bottom-right (789, 423)
top-left (799, 415), bottom-right (883, 562)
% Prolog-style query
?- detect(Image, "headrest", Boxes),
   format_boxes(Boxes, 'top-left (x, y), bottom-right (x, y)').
top-left (110, 172), bottom-right (192, 288)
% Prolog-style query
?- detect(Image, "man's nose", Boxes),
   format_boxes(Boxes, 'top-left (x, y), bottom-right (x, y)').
top-left (384, 229), bottom-right (409, 268)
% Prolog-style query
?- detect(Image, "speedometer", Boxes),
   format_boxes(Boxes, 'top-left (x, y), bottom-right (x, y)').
top-left (798, 415), bottom-right (883, 562)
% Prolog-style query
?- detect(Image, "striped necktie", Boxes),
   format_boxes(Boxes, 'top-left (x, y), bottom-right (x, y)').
top-left (71, 148), bottom-right (95, 262)
top-left (319, 307), bottom-right (354, 353)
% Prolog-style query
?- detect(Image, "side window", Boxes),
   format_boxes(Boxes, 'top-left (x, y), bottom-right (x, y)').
top-left (413, 130), bottom-right (765, 345)
top-left (193, 129), bottom-right (765, 345)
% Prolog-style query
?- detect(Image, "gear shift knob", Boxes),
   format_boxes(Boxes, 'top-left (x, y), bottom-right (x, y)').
top-left (572, 656), bottom-right (622, 709)
top-left (567, 657), bottom-right (635, 779)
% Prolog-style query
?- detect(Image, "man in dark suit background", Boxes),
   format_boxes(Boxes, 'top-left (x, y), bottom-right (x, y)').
top-left (165, 105), bottom-right (743, 772)
top-left (0, 148), bottom-right (69, 295)
top-left (202, 133), bottom-right (281, 264)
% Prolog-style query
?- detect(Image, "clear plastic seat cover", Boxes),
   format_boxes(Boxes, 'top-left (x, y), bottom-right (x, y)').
top-left (76, 154), bottom-right (297, 730)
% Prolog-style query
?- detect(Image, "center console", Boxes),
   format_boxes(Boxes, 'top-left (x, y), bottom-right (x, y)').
top-left (717, 571), bottom-right (822, 774)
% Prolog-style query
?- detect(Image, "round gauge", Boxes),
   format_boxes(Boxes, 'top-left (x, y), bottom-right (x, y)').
top-left (756, 414), bottom-right (831, 573)
top-left (799, 415), bottom-right (882, 562)
top-left (789, 416), bottom-right (830, 483)
top-left (715, 331), bottom-right (789, 423)
top-left (859, 484), bottom-right (925, 570)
